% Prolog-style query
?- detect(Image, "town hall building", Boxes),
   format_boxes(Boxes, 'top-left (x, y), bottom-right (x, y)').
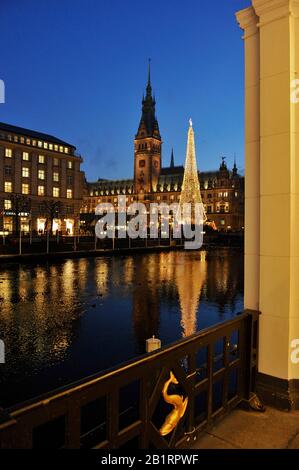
top-left (81, 65), bottom-right (244, 232)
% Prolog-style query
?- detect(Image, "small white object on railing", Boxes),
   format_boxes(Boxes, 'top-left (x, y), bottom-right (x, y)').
top-left (146, 335), bottom-right (161, 353)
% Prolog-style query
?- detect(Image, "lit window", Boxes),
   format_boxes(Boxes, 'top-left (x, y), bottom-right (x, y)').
top-left (235, 191), bottom-right (238, 197)
top-left (32, 140), bottom-right (37, 146)
top-left (20, 137), bottom-right (25, 144)
top-left (22, 167), bottom-right (30, 178)
top-left (26, 138), bottom-right (31, 145)
top-left (4, 182), bottom-right (12, 193)
top-left (39, 155), bottom-right (45, 164)
top-left (223, 192), bottom-right (228, 198)
top-left (53, 187), bottom-right (60, 197)
top-left (53, 157), bottom-right (59, 166)
top-left (66, 189), bottom-right (72, 199)
top-left (49, 143), bottom-right (53, 150)
top-left (218, 192), bottom-right (223, 198)
top-left (53, 172), bottom-right (59, 182)
top-left (22, 151), bottom-right (29, 161)
top-left (43, 142), bottom-right (48, 149)
top-left (59, 146), bottom-right (63, 153)
top-left (5, 148), bottom-right (12, 158)
top-left (54, 145), bottom-right (58, 152)
top-left (14, 135), bottom-right (18, 143)
top-left (64, 147), bottom-right (69, 154)
top-left (67, 160), bottom-right (73, 169)
top-left (38, 141), bottom-right (43, 148)
top-left (38, 169), bottom-right (45, 180)
top-left (4, 199), bottom-right (12, 210)
top-left (22, 183), bottom-right (29, 195)
top-left (38, 185), bottom-right (45, 196)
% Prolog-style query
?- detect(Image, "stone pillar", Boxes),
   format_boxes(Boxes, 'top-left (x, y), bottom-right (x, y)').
top-left (237, 0), bottom-right (299, 409)
top-left (236, 7), bottom-right (260, 312)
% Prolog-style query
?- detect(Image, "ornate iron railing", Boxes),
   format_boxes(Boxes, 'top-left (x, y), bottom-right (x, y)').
top-left (0, 309), bottom-right (259, 449)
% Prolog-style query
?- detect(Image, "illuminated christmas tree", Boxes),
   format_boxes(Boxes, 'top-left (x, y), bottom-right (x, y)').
top-left (179, 119), bottom-right (206, 224)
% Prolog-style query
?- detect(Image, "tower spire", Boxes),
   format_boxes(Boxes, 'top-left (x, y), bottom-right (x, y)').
top-left (170, 148), bottom-right (174, 168)
top-left (179, 119), bottom-right (206, 225)
top-left (233, 153), bottom-right (238, 175)
top-left (146, 58), bottom-right (152, 97)
top-left (135, 60), bottom-right (160, 140)
top-left (148, 58), bottom-right (151, 85)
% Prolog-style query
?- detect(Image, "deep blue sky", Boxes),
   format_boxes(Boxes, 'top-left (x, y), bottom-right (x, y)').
top-left (0, 0), bottom-right (249, 181)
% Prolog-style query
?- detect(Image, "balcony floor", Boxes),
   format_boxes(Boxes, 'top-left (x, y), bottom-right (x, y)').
top-left (191, 406), bottom-right (299, 449)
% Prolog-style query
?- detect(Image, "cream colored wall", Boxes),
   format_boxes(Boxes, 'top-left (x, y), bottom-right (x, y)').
top-left (289, 0), bottom-right (299, 380)
top-left (237, 0), bottom-right (299, 381)
top-left (236, 7), bottom-right (260, 312)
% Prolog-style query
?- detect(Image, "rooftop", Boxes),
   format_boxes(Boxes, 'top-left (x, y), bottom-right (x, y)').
top-left (0, 122), bottom-right (76, 149)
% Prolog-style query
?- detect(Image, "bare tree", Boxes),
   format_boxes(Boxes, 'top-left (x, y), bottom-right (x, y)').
top-left (8, 194), bottom-right (31, 236)
top-left (42, 200), bottom-right (62, 235)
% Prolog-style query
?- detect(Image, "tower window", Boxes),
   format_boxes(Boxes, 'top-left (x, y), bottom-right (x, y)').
top-left (139, 160), bottom-right (145, 168)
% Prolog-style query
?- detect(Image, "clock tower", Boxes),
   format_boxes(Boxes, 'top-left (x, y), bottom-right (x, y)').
top-left (134, 61), bottom-right (162, 194)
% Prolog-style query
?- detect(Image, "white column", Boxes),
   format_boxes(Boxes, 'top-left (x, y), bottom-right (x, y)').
top-left (236, 7), bottom-right (260, 311)
top-left (237, 0), bottom-right (299, 407)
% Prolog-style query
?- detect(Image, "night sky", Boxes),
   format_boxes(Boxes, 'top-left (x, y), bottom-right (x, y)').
top-left (0, 0), bottom-right (249, 181)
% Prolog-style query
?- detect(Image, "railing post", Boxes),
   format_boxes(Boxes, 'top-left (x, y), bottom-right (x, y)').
top-left (0, 408), bottom-right (17, 449)
top-left (240, 309), bottom-right (265, 411)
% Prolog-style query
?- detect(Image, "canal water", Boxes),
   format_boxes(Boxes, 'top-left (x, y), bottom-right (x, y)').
top-left (0, 248), bottom-right (244, 408)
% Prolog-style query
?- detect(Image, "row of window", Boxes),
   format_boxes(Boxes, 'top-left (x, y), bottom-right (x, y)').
top-left (3, 200), bottom-right (74, 214)
top-left (1, 134), bottom-right (71, 154)
top-left (95, 194), bottom-right (180, 204)
top-left (4, 148), bottom-right (73, 168)
top-left (4, 165), bottom-right (73, 184)
top-left (89, 188), bottom-right (240, 197)
top-left (136, 143), bottom-right (161, 151)
top-left (206, 205), bottom-right (230, 214)
top-left (205, 191), bottom-right (238, 199)
top-left (3, 181), bottom-right (73, 198)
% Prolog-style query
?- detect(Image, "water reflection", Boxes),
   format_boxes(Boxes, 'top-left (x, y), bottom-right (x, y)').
top-left (0, 248), bottom-right (243, 407)
top-left (177, 252), bottom-right (207, 337)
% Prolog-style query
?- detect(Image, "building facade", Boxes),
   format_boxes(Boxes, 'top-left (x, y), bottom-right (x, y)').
top-left (0, 122), bottom-right (84, 235)
top-left (81, 68), bottom-right (244, 232)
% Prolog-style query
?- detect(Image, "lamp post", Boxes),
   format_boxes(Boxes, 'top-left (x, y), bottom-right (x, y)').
top-left (46, 230), bottom-right (50, 254)
top-left (19, 227), bottom-right (22, 255)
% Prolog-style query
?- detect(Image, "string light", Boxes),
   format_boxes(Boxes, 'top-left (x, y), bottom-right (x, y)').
top-left (179, 120), bottom-right (207, 224)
